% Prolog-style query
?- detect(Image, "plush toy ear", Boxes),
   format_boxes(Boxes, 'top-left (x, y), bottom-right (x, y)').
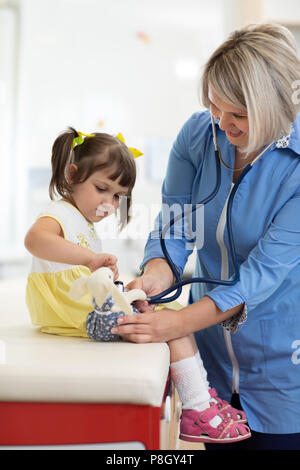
top-left (69, 276), bottom-right (89, 300)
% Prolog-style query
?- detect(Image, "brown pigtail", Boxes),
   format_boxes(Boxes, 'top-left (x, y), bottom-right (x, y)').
top-left (49, 127), bottom-right (77, 200)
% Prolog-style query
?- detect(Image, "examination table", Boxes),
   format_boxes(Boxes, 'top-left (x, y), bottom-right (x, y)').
top-left (0, 278), bottom-right (180, 450)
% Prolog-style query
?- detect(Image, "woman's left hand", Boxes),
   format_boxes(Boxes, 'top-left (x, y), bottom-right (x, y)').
top-left (110, 308), bottom-right (184, 343)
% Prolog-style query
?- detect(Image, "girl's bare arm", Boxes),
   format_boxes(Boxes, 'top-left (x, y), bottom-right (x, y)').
top-left (24, 217), bottom-right (118, 275)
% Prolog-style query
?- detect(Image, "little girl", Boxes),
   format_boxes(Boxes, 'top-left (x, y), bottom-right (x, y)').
top-left (25, 128), bottom-right (251, 444)
top-left (25, 128), bottom-right (136, 337)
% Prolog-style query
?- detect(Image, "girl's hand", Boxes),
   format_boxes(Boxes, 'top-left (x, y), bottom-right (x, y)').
top-left (125, 274), bottom-right (166, 312)
top-left (110, 307), bottom-right (184, 343)
top-left (87, 253), bottom-right (119, 279)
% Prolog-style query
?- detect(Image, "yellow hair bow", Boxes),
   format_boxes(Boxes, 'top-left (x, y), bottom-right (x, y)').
top-left (72, 131), bottom-right (95, 149)
top-left (115, 132), bottom-right (143, 158)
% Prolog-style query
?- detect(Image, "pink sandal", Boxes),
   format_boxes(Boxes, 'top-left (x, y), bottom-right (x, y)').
top-left (209, 388), bottom-right (247, 423)
top-left (179, 405), bottom-right (251, 444)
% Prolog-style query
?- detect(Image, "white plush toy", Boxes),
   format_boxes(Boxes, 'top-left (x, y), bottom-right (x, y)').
top-left (69, 267), bottom-right (147, 341)
top-left (69, 267), bottom-right (147, 316)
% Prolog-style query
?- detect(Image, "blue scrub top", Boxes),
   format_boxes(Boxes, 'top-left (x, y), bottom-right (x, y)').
top-left (141, 110), bottom-right (300, 434)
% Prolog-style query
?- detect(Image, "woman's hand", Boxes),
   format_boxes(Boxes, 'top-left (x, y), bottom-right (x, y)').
top-left (125, 274), bottom-right (165, 312)
top-left (125, 257), bottom-right (176, 312)
top-left (110, 307), bottom-right (184, 343)
top-left (112, 296), bottom-right (246, 344)
top-left (119, 258), bottom-right (181, 342)
top-left (87, 253), bottom-right (119, 279)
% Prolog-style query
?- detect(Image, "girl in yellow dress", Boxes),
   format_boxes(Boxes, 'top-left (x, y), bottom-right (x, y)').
top-left (25, 128), bottom-right (139, 337)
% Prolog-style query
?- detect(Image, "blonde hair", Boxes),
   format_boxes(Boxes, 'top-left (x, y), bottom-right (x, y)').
top-left (201, 23), bottom-right (300, 155)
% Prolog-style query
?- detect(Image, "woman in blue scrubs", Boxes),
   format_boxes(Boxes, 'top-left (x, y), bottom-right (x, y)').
top-left (112, 24), bottom-right (300, 450)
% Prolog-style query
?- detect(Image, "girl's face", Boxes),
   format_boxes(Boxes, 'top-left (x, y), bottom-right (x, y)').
top-left (68, 166), bottom-right (130, 223)
top-left (209, 87), bottom-right (249, 149)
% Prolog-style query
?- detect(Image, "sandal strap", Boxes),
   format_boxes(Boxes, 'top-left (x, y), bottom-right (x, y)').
top-left (198, 404), bottom-right (220, 423)
top-left (209, 388), bottom-right (218, 398)
top-left (219, 420), bottom-right (250, 439)
top-left (218, 418), bottom-right (235, 439)
top-left (209, 388), bottom-right (247, 421)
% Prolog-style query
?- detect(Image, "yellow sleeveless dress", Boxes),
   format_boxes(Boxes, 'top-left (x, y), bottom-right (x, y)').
top-left (26, 200), bottom-right (102, 337)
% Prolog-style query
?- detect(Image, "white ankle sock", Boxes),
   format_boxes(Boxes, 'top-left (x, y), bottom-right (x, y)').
top-left (194, 351), bottom-right (221, 406)
top-left (171, 353), bottom-right (221, 428)
top-left (195, 350), bottom-right (210, 389)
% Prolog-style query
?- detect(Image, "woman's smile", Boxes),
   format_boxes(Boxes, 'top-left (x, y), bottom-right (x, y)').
top-left (226, 129), bottom-right (244, 138)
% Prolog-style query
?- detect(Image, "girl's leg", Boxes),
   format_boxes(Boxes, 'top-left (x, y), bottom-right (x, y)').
top-left (169, 334), bottom-right (210, 388)
top-left (168, 333), bottom-right (198, 362)
top-left (168, 335), bottom-right (251, 444)
top-left (170, 335), bottom-right (247, 422)
top-left (168, 334), bottom-right (212, 412)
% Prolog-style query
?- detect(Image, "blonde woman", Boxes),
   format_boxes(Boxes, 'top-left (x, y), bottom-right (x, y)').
top-left (113, 24), bottom-right (300, 450)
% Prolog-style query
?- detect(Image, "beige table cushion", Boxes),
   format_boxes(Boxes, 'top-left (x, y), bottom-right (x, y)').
top-left (0, 278), bottom-right (170, 406)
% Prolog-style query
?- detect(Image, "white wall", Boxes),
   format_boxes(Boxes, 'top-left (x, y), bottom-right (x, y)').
top-left (0, 4), bottom-right (21, 256)
top-left (19, 0), bottom-right (224, 167)
top-left (263, 0), bottom-right (300, 23)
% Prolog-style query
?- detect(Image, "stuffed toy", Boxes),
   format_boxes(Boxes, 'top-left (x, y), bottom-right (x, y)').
top-left (69, 267), bottom-right (147, 341)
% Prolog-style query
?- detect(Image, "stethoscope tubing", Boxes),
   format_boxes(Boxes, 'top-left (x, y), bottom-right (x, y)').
top-left (147, 147), bottom-right (252, 304)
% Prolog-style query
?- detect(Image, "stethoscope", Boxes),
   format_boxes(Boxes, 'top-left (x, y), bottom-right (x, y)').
top-left (147, 114), bottom-right (273, 305)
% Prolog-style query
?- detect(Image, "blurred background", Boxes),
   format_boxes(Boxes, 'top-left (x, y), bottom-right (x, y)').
top-left (1, 0), bottom-right (300, 285)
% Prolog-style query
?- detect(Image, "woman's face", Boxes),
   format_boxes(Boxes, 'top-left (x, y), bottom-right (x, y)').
top-left (209, 87), bottom-right (249, 149)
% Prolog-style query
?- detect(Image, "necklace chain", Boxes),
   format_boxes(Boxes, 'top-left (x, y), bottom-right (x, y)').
top-left (218, 143), bottom-right (274, 171)
top-left (218, 152), bottom-right (249, 171)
